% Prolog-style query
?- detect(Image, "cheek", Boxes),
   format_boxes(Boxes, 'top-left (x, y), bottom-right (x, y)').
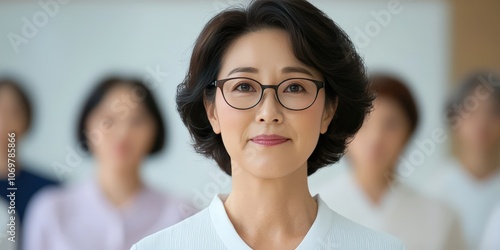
top-left (86, 122), bottom-right (113, 155)
top-left (456, 118), bottom-right (476, 138)
top-left (386, 133), bottom-right (405, 156)
top-left (1, 118), bottom-right (24, 134)
top-left (215, 94), bottom-right (252, 145)
top-left (292, 103), bottom-right (326, 152)
top-left (493, 120), bottom-right (500, 137)
top-left (126, 119), bottom-right (157, 152)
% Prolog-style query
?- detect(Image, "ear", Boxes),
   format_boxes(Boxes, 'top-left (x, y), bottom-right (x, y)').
top-left (320, 97), bottom-right (337, 134)
top-left (204, 98), bottom-right (221, 134)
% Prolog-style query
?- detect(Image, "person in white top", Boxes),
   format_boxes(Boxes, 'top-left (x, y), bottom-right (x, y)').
top-left (426, 72), bottom-right (500, 250)
top-left (132, 0), bottom-right (405, 249)
top-left (480, 202), bottom-right (500, 250)
top-left (317, 74), bottom-right (466, 250)
top-left (23, 78), bottom-right (195, 250)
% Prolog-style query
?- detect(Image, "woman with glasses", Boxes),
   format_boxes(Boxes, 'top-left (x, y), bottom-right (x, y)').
top-left (132, 0), bottom-right (404, 249)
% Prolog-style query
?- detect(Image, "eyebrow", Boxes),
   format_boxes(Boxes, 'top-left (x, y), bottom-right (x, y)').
top-left (227, 67), bottom-right (259, 77)
top-left (281, 66), bottom-right (314, 77)
top-left (227, 66), bottom-right (314, 77)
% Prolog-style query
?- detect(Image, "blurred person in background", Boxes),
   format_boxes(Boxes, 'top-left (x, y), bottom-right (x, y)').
top-left (427, 72), bottom-right (500, 249)
top-left (317, 74), bottom-right (466, 250)
top-left (23, 77), bottom-right (195, 250)
top-left (0, 78), bottom-right (58, 224)
top-left (480, 202), bottom-right (500, 249)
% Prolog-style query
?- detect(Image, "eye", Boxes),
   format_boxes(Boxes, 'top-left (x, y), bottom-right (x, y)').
top-left (284, 83), bottom-right (305, 93)
top-left (234, 82), bottom-right (256, 92)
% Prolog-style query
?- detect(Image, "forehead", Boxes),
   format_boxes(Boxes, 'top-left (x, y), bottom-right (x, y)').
top-left (219, 28), bottom-right (321, 79)
top-left (95, 85), bottom-right (147, 113)
top-left (371, 97), bottom-right (407, 119)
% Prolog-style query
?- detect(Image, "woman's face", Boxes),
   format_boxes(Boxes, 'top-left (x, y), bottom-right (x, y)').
top-left (348, 97), bottom-right (411, 175)
top-left (206, 28), bottom-right (334, 179)
top-left (455, 91), bottom-right (500, 154)
top-left (85, 85), bottom-right (157, 171)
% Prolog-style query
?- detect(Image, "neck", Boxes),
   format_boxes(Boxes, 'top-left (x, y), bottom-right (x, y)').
top-left (459, 149), bottom-right (499, 180)
top-left (353, 164), bottom-right (393, 204)
top-left (97, 161), bottom-right (143, 207)
top-left (224, 163), bottom-right (317, 249)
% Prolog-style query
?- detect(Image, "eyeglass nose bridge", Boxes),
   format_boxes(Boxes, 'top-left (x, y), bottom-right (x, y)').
top-left (258, 84), bottom-right (292, 110)
top-left (260, 84), bottom-right (280, 99)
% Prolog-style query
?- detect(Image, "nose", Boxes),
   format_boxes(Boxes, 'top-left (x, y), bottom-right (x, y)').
top-left (255, 88), bottom-right (283, 124)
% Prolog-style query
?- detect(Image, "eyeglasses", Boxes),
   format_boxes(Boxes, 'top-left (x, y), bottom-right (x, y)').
top-left (210, 77), bottom-right (325, 111)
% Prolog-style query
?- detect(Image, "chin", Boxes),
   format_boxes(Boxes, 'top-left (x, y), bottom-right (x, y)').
top-left (242, 160), bottom-right (304, 179)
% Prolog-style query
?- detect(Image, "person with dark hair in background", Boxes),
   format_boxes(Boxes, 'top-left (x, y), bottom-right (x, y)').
top-left (0, 78), bottom-right (58, 223)
top-left (426, 72), bottom-right (500, 250)
top-left (132, 0), bottom-right (405, 249)
top-left (317, 74), bottom-right (466, 250)
top-left (23, 77), bottom-right (194, 250)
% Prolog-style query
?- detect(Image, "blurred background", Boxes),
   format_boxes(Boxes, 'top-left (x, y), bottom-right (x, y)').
top-left (0, 0), bottom-right (499, 250)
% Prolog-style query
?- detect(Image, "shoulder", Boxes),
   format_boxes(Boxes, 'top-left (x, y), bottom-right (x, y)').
top-left (484, 203), bottom-right (500, 228)
top-left (146, 187), bottom-right (198, 217)
top-left (315, 171), bottom-right (353, 198)
top-left (397, 184), bottom-right (454, 214)
top-left (26, 185), bottom-right (65, 211)
top-left (324, 206), bottom-right (405, 249)
top-left (481, 203), bottom-right (500, 249)
top-left (19, 168), bottom-right (59, 186)
top-left (132, 208), bottom-right (219, 250)
top-left (24, 181), bottom-right (87, 221)
top-left (419, 159), bottom-right (462, 196)
top-left (22, 185), bottom-right (67, 231)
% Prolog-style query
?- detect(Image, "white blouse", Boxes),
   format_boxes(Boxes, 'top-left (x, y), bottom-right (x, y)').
top-left (23, 178), bottom-right (195, 250)
top-left (316, 171), bottom-right (466, 250)
top-left (131, 194), bottom-right (405, 250)
top-left (480, 202), bottom-right (500, 250)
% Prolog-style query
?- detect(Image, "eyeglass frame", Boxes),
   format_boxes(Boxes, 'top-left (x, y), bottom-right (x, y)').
top-left (209, 77), bottom-right (325, 111)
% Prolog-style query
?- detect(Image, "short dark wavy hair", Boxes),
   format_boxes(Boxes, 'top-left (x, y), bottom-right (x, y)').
top-left (370, 74), bottom-right (419, 136)
top-left (177, 0), bottom-right (373, 176)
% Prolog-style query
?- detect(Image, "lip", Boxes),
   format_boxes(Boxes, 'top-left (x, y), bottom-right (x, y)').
top-left (250, 134), bottom-right (290, 146)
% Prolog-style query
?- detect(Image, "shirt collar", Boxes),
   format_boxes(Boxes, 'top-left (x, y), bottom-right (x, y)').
top-left (296, 194), bottom-right (333, 249)
top-left (209, 194), bottom-right (252, 249)
top-left (208, 194), bottom-right (333, 250)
